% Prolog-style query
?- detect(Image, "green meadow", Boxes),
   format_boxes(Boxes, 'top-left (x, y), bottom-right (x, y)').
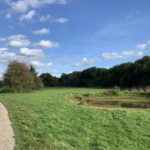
top-left (0, 88), bottom-right (150, 150)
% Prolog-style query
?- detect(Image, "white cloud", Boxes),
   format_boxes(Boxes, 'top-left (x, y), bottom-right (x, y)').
top-left (30, 61), bottom-right (53, 67)
top-left (11, 1), bottom-right (29, 13)
top-left (31, 60), bottom-right (45, 67)
top-left (6, 0), bottom-right (70, 13)
top-left (39, 14), bottom-right (51, 22)
top-left (136, 41), bottom-right (150, 50)
top-left (6, 34), bottom-right (31, 47)
top-left (19, 47), bottom-right (44, 58)
top-left (34, 40), bottom-right (60, 48)
top-left (74, 57), bottom-right (94, 67)
top-left (101, 50), bottom-right (143, 60)
top-left (0, 51), bottom-right (18, 63)
top-left (55, 17), bottom-right (68, 24)
top-left (122, 51), bottom-right (143, 57)
top-left (0, 48), bottom-right (8, 52)
top-left (20, 10), bottom-right (36, 21)
top-left (101, 52), bottom-right (123, 60)
top-left (0, 38), bottom-right (6, 42)
top-left (33, 28), bottom-right (50, 35)
top-left (101, 40), bottom-right (149, 60)
top-left (47, 62), bottom-right (53, 66)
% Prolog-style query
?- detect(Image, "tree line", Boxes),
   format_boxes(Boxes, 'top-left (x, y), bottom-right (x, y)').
top-left (0, 56), bottom-right (150, 93)
top-left (40, 56), bottom-right (150, 88)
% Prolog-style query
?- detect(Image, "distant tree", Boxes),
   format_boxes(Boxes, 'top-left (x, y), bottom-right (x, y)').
top-left (81, 67), bottom-right (98, 87)
top-left (4, 61), bottom-right (36, 92)
top-left (30, 65), bottom-right (44, 89)
top-left (40, 73), bottom-right (59, 87)
top-left (60, 72), bottom-right (81, 87)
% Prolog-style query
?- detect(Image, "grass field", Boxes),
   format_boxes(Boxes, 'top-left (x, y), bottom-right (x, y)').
top-left (0, 88), bottom-right (150, 150)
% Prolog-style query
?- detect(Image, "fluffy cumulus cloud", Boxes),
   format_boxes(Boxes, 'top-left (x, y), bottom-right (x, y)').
top-left (101, 50), bottom-right (143, 60)
top-left (4, 34), bottom-right (31, 47)
top-left (31, 60), bottom-right (45, 67)
top-left (19, 47), bottom-right (44, 58)
top-left (74, 57), bottom-right (95, 67)
top-left (0, 47), bottom-right (17, 63)
top-left (0, 33), bottom-right (56, 72)
top-left (33, 28), bottom-right (50, 35)
top-left (34, 40), bottom-right (60, 48)
top-left (31, 60), bottom-right (53, 67)
top-left (20, 10), bottom-right (36, 21)
top-left (0, 51), bottom-right (18, 63)
top-left (0, 47), bottom-right (53, 69)
top-left (5, 0), bottom-right (70, 13)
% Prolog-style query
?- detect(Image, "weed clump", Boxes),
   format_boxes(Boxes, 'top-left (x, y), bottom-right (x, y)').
top-left (82, 93), bottom-right (91, 97)
top-left (101, 89), bottom-right (120, 96)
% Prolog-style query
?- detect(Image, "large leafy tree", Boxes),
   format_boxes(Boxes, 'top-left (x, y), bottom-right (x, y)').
top-left (4, 61), bottom-right (36, 92)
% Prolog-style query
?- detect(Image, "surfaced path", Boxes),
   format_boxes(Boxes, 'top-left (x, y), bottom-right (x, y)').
top-left (0, 103), bottom-right (15, 150)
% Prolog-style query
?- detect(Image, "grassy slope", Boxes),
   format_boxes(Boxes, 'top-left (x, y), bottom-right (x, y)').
top-left (0, 88), bottom-right (150, 150)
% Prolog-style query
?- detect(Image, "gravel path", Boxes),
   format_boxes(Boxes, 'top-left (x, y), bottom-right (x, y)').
top-left (0, 103), bottom-right (15, 150)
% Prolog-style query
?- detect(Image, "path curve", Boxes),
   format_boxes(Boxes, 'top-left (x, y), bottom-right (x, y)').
top-left (0, 103), bottom-right (15, 150)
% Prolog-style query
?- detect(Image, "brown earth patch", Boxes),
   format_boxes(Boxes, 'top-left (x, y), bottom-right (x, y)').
top-left (86, 99), bottom-right (150, 109)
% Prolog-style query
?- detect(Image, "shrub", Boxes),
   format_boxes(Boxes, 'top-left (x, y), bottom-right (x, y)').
top-left (34, 77), bottom-right (44, 89)
top-left (30, 65), bottom-right (44, 90)
top-left (0, 86), bottom-right (14, 93)
top-left (101, 89), bottom-right (120, 96)
top-left (0, 81), bottom-right (3, 88)
top-left (143, 86), bottom-right (150, 93)
top-left (114, 85), bottom-right (120, 91)
top-left (82, 93), bottom-right (91, 97)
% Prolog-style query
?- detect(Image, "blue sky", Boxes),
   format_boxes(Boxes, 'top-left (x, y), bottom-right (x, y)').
top-left (0, 0), bottom-right (150, 78)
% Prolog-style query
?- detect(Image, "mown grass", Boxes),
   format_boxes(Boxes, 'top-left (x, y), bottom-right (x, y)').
top-left (0, 88), bottom-right (150, 150)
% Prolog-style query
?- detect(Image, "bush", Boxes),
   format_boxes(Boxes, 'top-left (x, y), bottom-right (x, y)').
top-left (30, 66), bottom-right (44, 90)
top-left (0, 81), bottom-right (3, 88)
top-left (34, 77), bottom-right (44, 89)
top-left (0, 86), bottom-right (14, 93)
top-left (142, 86), bottom-right (150, 93)
top-left (114, 85), bottom-right (120, 91)
top-left (82, 93), bottom-right (91, 97)
top-left (101, 89), bottom-right (120, 96)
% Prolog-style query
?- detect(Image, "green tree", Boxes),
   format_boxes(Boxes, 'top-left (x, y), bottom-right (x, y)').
top-left (30, 65), bottom-right (44, 89)
top-left (4, 61), bottom-right (35, 92)
top-left (40, 73), bottom-right (59, 87)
